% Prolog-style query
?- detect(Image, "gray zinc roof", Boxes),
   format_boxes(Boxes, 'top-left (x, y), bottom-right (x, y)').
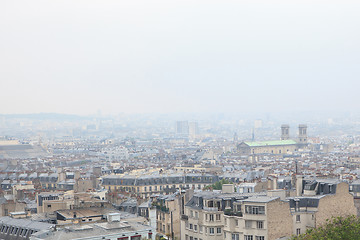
top-left (0, 216), bottom-right (54, 231)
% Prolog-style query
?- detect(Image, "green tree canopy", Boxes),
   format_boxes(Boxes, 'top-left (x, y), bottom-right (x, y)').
top-left (292, 215), bottom-right (360, 240)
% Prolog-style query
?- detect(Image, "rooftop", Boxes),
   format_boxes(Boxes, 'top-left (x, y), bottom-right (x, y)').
top-left (243, 140), bottom-right (298, 147)
top-left (0, 216), bottom-right (54, 231)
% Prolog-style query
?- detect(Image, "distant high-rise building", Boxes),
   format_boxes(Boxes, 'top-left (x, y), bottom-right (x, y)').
top-left (281, 124), bottom-right (290, 140)
top-left (254, 119), bottom-right (263, 129)
top-left (233, 132), bottom-right (238, 143)
top-left (188, 121), bottom-right (199, 138)
top-left (176, 121), bottom-right (189, 135)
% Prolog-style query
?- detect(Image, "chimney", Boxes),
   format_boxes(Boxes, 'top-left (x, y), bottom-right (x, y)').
top-left (296, 175), bottom-right (304, 196)
top-left (222, 184), bottom-right (234, 193)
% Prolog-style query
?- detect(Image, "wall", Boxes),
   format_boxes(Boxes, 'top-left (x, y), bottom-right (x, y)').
top-left (315, 182), bottom-right (357, 227)
top-left (267, 199), bottom-right (293, 240)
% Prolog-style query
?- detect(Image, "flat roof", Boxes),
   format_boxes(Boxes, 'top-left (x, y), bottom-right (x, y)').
top-left (242, 196), bottom-right (280, 203)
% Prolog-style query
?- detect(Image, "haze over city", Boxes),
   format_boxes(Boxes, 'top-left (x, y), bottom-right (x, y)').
top-left (1, 0), bottom-right (360, 115)
top-left (1, 1), bottom-right (360, 240)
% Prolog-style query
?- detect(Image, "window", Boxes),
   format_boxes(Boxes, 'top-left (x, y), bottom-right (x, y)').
top-left (199, 225), bottom-right (203, 232)
top-left (209, 227), bottom-right (214, 235)
top-left (245, 205), bottom-right (265, 215)
top-left (232, 233), bottom-right (239, 240)
top-left (235, 220), bottom-right (239, 226)
top-left (216, 214), bottom-right (221, 221)
top-left (217, 227), bottom-right (221, 234)
top-left (194, 225), bottom-right (197, 232)
top-left (245, 235), bottom-right (253, 240)
top-left (256, 221), bottom-right (263, 229)
top-left (190, 224), bottom-right (193, 230)
top-left (296, 228), bottom-right (301, 235)
top-left (296, 215), bottom-right (301, 222)
top-left (256, 237), bottom-right (265, 240)
top-left (245, 220), bottom-right (252, 229)
top-left (236, 204), bottom-right (242, 212)
top-left (195, 211), bottom-right (198, 219)
top-left (209, 214), bottom-right (214, 222)
top-left (190, 210), bottom-right (194, 218)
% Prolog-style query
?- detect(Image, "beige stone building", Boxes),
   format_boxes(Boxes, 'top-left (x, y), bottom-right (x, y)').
top-left (237, 140), bottom-right (298, 156)
top-left (289, 180), bottom-right (357, 236)
top-left (237, 124), bottom-right (309, 156)
top-left (154, 190), bottom-right (193, 240)
top-left (37, 191), bottom-right (110, 213)
top-left (180, 180), bottom-right (356, 240)
top-left (102, 172), bottom-right (218, 198)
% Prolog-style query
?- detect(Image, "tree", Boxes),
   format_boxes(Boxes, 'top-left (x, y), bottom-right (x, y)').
top-left (292, 215), bottom-right (360, 240)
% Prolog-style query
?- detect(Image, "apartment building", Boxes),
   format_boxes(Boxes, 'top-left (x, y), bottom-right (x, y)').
top-left (181, 190), bottom-right (292, 240)
top-left (181, 180), bottom-right (356, 240)
top-left (290, 179), bottom-right (357, 236)
top-left (154, 190), bottom-right (193, 240)
top-left (102, 173), bottom-right (218, 198)
top-left (0, 216), bottom-right (54, 240)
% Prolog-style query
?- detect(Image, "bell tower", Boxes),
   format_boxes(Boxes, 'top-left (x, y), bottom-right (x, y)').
top-left (281, 124), bottom-right (290, 140)
top-left (298, 124), bottom-right (307, 143)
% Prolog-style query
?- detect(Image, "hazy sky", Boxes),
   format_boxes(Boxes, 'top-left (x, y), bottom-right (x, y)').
top-left (1, 0), bottom-right (359, 115)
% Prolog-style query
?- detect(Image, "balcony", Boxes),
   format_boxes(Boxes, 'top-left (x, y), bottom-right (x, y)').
top-left (203, 207), bottom-right (219, 212)
top-left (181, 214), bottom-right (189, 220)
top-left (224, 210), bottom-right (243, 217)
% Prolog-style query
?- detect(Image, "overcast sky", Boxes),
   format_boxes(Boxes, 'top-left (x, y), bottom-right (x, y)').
top-left (1, 0), bottom-right (359, 115)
